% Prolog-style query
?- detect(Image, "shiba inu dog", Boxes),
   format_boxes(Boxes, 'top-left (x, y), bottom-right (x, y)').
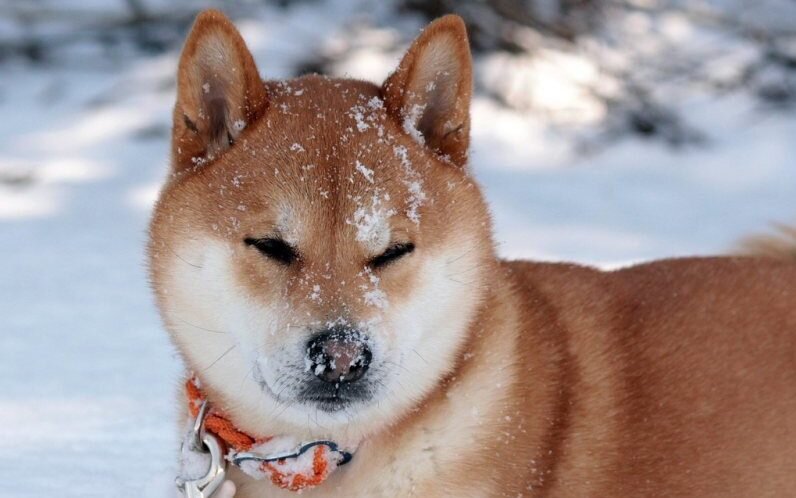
top-left (149, 9), bottom-right (796, 497)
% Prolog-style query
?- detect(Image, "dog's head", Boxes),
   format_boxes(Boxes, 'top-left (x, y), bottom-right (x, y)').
top-left (149, 10), bottom-right (495, 440)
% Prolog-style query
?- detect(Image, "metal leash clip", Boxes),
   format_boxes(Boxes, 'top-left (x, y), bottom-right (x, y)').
top-left (176, 400), bottom-right (227, 498)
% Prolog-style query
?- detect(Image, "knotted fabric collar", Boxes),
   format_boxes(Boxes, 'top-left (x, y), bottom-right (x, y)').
top-left (184, 376), bottom-right (353, 492)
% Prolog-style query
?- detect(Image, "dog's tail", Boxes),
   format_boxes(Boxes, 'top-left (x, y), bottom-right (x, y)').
top-left (738, 224), bottom-right (796, 260)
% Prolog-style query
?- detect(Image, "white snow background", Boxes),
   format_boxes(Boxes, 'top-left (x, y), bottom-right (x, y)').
top-left (1, 1), bottom-right (795, 496)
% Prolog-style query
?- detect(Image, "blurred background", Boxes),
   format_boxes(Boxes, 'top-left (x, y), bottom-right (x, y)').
top-left (1, 0), bottom-right (795, 496)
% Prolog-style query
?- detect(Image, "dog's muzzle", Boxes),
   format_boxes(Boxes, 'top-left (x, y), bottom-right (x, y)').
top-left (306, 327), bottom-right (372, 384)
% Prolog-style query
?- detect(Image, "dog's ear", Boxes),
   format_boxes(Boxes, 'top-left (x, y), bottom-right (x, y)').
top-left (171, 10), bottom-right (267, 173)
top-left (382, 15), bottom-right (473, 167)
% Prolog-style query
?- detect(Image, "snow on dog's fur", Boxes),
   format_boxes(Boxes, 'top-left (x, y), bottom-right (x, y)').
top-left (150, 10), bottom-right (796, 497)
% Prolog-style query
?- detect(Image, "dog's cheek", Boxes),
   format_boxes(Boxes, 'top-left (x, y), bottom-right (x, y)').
top-left (391, 250), bottom-right (483, 377)
top-left (160, 239), bottom-right (240, 357)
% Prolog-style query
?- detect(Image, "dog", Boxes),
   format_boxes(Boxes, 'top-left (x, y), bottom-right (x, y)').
top-left (148, 10), bottom-right (796, 497)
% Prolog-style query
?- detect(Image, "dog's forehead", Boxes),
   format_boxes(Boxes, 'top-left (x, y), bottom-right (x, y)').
top-left (268, 75), bottom-right (384, 115)
top-left (263, 76), bottom-right (390, 139)
top-left (206, 76), bottom-right (430, 253)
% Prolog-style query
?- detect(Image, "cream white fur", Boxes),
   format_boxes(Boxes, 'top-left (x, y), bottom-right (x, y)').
top-left (162, 234), bottom-right (486, 450)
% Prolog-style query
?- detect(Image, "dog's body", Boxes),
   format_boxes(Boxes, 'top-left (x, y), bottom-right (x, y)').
top-left (219, 257), bottom-right (796, 497)
top-left (149, 11), bottom-right (796, 497)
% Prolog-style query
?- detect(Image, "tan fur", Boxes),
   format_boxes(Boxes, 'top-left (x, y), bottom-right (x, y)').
top-left (149, 11), bottom-right (796, 497)
top-left (739, 224), bottom-right (796, 261)
top-left (172, 10), bottom-right (268, 172)
top-left (382, 15), bottom-right (472, 167)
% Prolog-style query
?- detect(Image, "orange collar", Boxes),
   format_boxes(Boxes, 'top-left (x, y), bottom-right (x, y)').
top-left (185, 377), bottom-right (353, 492)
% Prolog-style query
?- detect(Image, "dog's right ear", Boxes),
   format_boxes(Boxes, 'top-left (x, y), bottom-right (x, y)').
top-left (171, 10), bottom-right (267, 173)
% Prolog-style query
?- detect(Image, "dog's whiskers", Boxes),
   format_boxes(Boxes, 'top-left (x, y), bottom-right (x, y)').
top-left (175, 315), bottom-right (228, 335)
top-left (201, 344), bottom-right (237, 372)
top-left (383, 359), bottom-right (413, 376)
top-left (164, 241), bottom-right (203, 269)
top-left (261, 380), bottom-right (293, 420)
top-left (272, 395), bottom-right (297, 420)
top-left (239, 362), bottom-right (258, 392)
top-left (412, 348), bottom-right (429, 365)
top-left (445, 246), bottom-right (479, 265)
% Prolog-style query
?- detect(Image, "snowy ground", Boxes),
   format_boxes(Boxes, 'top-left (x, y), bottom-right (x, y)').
top-left (1, 2), bottom-right (796, 497)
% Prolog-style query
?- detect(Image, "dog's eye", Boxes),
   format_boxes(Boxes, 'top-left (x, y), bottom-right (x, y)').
top-left (244, 237), bottom-right (298, 265)
top-left (370, 242), bottom-right (415, 269)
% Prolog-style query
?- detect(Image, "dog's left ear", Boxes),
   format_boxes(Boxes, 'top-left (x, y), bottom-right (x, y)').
top-left (171, 9), bottom-right (268, 173)
top-left (382, 15), bottom-right (473, 167)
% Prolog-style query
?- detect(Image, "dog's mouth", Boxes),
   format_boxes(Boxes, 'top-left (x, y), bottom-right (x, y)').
top-left (299, 394), bottom-right (357, 412)
top-left (253, 362), bottom-right (376, 413)
top-left (297, 380), bottom-right (374, 412)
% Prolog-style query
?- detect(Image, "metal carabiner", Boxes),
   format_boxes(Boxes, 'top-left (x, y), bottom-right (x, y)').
top-left (176, 401), bottom-right (227, 498)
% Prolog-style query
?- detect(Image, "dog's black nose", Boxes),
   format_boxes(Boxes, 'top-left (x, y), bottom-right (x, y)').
top-left (306, 329), bottom-right (372, 384)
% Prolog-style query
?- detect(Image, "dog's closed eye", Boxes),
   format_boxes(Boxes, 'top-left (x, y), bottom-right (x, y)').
top-left (370, 242), bottom-right (415, 269)
top-left (245, 237), bottom-right (298, 265)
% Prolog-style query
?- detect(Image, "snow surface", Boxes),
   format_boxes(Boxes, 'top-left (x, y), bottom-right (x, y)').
top-left (1, 2), bottom-right (796, 497)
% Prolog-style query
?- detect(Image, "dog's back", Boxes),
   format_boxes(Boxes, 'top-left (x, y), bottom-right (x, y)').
top-left (502, 257), bottom-right (796, 496)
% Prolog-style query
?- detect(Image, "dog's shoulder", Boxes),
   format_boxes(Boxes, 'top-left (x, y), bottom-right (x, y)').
top-left (499, 258), bottom-right (611, 317)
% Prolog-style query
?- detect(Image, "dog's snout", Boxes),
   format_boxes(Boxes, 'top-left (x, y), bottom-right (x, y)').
top-left (307, 329), bottom-right (372, 384)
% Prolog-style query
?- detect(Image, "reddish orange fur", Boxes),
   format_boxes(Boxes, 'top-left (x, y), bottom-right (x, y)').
top-left (149, 11), bottom-right (796, 497)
